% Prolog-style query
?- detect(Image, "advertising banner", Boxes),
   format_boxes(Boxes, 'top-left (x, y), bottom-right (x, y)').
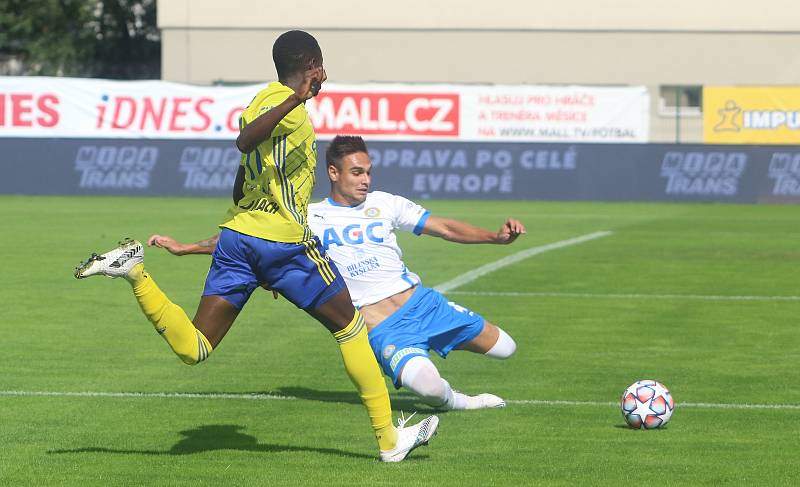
top-left (704, 86), bottom-right (800, 144)
top-left (0, 77), bottom-right (649, 142)
top-left (1, 138), bottom-right (797, 203)
top-left (458, 85), bottom-right (649, 142)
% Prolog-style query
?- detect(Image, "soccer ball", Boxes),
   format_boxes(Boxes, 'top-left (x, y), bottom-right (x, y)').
top-left (620, 380), bottom-right (674, 429)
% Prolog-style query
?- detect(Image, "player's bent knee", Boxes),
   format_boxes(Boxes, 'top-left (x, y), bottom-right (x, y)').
top-left (177, 348), bottom-right (212, 366)
top-left (180, 356), bottom-right (199, 365)
top-left (485, 327), bottom-right (516, 359)
top-left (175, 329), bottom-right (214, 365)
top-left (413, 379), bottom-right (447, 404)
top-left (399, 356), bottom-right (447, 404)
top-left (178, 352), bottom-right (207, 366)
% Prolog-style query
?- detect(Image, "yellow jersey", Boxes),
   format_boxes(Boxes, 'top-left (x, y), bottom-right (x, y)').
top-left (221, 82), bottom-right (316, 243)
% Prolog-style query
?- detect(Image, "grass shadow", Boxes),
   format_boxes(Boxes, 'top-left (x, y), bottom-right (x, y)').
top-left (269, 386), bottom-right (442, 413)
top-left (48, 424), bottom-right (374, 460)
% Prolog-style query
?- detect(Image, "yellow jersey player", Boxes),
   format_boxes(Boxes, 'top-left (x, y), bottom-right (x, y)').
top-left (74, 30), bottom-right (437, 462)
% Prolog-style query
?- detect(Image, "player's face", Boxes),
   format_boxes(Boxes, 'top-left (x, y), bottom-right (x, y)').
top-left (331, 152), bottom-right (371, 205)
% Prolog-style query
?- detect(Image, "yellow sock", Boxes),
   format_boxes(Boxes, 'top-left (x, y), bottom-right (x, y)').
top-left (127, 264), bottom-right (212, 365)
top-left (334, 311), bottom-right (397, 451)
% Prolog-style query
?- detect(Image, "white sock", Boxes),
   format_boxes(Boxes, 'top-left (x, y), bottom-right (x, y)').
top-left (441, 378), bottom-right (469, 410)
top-left (485, 327), bottom-right (517, 359)
top-left (400, 356), bottom-right (469, 410)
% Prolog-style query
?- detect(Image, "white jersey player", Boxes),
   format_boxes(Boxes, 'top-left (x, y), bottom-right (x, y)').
top-left (307, 191), bottom-right (428, 309)
top-left (148, 135), bottom-right (524, 410)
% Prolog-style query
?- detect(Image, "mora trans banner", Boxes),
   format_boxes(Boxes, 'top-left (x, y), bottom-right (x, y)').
top-left (2, 138), bottom-right (798, 203)
top-left (0, 77), bottom-right (649, 143)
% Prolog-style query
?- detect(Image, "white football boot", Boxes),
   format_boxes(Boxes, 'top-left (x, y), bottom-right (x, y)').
top-left (74, 238), bottom-right (144, 280)
top-left (379, 412), bottom-right (439, 463)
top-left (468, 393), bottom-right (506, 409)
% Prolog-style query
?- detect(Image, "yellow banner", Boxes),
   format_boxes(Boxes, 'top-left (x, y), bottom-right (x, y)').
top-left (703, 86), bottom-right (800, 144)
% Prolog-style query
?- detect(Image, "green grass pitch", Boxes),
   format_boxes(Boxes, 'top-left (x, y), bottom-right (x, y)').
top-left (1, 196), bottom-right (799, 486)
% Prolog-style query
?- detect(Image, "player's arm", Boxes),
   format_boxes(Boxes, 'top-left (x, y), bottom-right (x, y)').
top-left (233, 165), bottom-right (245, 204)
top-left (421, 216), bottom-right (526, 244)
top-left (235, 66), bottom-right (325, 154)
top-left (147, 234), bottom-right (219, 256)
top-left (147, 233), bottom-right (280, 299)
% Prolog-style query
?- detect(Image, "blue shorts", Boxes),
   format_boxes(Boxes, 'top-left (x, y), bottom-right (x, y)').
top-left (367, 286), bottom-right (485, 388)
top-left (203, 228), bottom-right (346, 310)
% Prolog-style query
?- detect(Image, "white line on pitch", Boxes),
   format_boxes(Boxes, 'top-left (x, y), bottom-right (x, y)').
top-left (506, 399), bottom-right (800, 410)
top-left (0, 390), bottom-right (297, 401)
top-left (2, 390), bottom-right (799, 410)
top-left (445, 291), bottom-right (800, 302)
top-left (433, 231), bottom-right (613, 293)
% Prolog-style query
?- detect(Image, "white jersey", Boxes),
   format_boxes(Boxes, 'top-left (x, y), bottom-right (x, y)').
top-left (308, 191), bottom-right (430, 307)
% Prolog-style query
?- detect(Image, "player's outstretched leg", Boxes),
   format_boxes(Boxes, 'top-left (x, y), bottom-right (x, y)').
top-left (457, 320), bottom-right (517, 359)
top-left (75, 238), bottom-right (219, 365)
top-left (309, 290), bottom-right (439, 462)
top-left (400, 355), bottom-right (506, 410)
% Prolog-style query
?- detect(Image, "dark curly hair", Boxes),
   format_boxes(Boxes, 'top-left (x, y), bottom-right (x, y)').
top-left (272, 30), bottom-right (322, 80)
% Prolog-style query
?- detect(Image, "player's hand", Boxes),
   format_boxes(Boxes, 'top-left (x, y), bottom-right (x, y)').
top-left (147, 234), bottom-right (188, 256)
top-left (295, 66), bottom-right (326, 101)
top-left (495, 218), bottom-right (526, 244)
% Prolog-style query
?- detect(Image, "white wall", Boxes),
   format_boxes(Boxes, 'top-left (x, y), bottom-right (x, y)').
top-left (158, 0), bottom-right (800, 142)
top-left (158, 0), bottom-right (800, 31)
